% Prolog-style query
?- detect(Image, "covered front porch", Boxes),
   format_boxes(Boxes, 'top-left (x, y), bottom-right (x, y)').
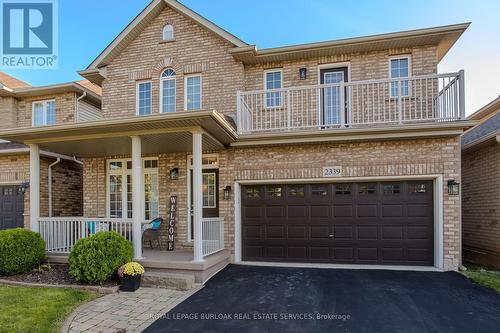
top-left (0, 111), bottom-right (237, 280)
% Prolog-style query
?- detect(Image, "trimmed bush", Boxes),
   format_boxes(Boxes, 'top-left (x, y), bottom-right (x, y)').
top-left (68, 231), bottom-right (133, 284)
top-left (0, 228), bottom-right (45, 276)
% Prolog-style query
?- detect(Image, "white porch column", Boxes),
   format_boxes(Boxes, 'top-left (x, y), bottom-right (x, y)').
top-left (192, 130), bottom-right (204, 261)
top-left (131, 136), bottom-right (143, 259)
top-left (29, 144), bottom-right (40, 233)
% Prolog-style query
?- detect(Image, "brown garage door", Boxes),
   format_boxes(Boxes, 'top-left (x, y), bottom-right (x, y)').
top-left (0, 185), bottom-right (25, 230)
top-left (242, 181), bottom-right (434, 266)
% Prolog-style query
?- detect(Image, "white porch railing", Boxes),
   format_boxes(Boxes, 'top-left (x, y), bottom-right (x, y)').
top-left (38, 217), bottom-right (225, 257)
top-left (202, 217), bottom-right (225, 257)
top-left (38, 217), bottom-right (133, 253)
top-left (236, 71), bottom-right (465, 134)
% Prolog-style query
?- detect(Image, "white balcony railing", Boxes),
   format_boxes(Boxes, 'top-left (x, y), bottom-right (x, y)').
top-left (236, 71), bottom-right (465, 134)
top-left (38, 217), bottom-right (225, 256)
top-left (202, 217), bottom-right (225, 257)
top-left (38, 217), bottom-right (133, 253)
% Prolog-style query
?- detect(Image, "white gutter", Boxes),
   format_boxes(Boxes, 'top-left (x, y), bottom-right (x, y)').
top-left (75, 92), bottom-right (87, 122)
top-left (48, 158), bottom-right (61, 217)
top-left (0, 148), bottom-right (82, 163)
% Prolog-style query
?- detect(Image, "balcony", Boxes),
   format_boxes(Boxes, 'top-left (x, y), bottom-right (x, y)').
top-left (236, 71), bottom-right (465, 134)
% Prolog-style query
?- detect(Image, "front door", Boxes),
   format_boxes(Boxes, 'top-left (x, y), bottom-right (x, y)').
top-left (190, 169), bottom-right (219, 239)
top-left (320, 67), bottom-right (348, 126)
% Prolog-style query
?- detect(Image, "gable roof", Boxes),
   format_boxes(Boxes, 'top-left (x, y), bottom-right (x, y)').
top-left (462, 97), bottom-right (500, 151)
top-left (0, 72), bottom-right (31, 89)
top-left (85, 0), bottom-right (247, 71)
top-left (467, 96), bottom-right (500, 121)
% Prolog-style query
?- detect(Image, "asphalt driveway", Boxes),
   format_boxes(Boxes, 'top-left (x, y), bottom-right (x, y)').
top-left (144, 265), bottom-right (500, 333)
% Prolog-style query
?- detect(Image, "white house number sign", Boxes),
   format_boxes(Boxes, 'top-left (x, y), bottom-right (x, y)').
top-left (322, 166), bottom-right (342, 178)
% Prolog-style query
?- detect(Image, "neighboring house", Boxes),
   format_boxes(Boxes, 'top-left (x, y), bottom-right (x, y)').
top-left (462, 96), bottom-right (500, 268)
top-left (0, 72), bottom-right (102, 230)
top-left (0, 0), bottom-right (475, 281)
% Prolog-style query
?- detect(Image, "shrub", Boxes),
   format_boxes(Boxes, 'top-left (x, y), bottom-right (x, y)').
top-left (68, 231), bottom-right (133, 284)
top-left (0, 228), bottom-right (45, 276)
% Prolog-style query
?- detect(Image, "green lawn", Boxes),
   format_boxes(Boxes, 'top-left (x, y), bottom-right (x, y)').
top-left (0, 285), bottom-right (98, 333)
top-left (462, 263), bottom-right (500, 293)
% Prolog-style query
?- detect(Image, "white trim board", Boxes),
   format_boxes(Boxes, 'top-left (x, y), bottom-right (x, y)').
top-left (233, 174), bottom-right (445, 270)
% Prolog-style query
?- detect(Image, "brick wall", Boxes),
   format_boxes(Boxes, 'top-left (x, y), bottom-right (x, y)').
top-left (16, 92), bottom-right (77, 127)
top-left (0, 97), bottom-right (18, 129)
top-left (462, 142), bottom-right (500, 267)
top-left (0, 155), bottom-right (83, 228)
top-left (102, 6), bottom-right (244, 120)
top-left (82, 137), bottom-right (461, 270)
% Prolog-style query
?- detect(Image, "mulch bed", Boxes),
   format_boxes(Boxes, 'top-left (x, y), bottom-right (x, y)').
top-left (2, 264), bottom-right (118, 288)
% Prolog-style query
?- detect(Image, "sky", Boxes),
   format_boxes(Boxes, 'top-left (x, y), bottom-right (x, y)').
top-left (3, 0), bottom-right (499, 115)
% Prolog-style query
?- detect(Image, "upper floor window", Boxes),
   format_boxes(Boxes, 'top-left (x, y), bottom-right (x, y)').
top-left (264, 70), bottom-right (283, 108)
top-left (32, 100), bottom-right (55, 126)
top-left (185, 75), bottom-right (201, 110)
top-left (136, 81), bottom-right (152, 115)
top-left (390, 56), bottom-right (411, 97)
top-left (163, 24), bottom-right (174, 41)
top-left (160, 69), bottom-right (176, 113)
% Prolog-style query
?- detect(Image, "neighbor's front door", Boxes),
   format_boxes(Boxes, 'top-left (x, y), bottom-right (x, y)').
top-left (320, 67), bottom-right (348, 126)
top-left (190, 169), bottom-right (219, 239)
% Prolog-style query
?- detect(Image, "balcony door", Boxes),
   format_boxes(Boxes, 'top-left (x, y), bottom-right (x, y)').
top-left (320, 67), bottom-right (348, 126)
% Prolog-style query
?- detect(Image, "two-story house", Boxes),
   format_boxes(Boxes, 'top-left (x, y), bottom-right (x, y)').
top-left (0, 0), bottom-right (475, 282)
top-left (0, 72), bottom-right (101, 230)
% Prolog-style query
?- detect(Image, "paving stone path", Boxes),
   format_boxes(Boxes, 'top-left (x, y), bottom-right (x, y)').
top-left (62, 287), bottom-right (197, 333)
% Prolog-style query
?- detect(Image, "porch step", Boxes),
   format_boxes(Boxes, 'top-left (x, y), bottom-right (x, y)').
top-left (141, 271), bottom-right (195, 291)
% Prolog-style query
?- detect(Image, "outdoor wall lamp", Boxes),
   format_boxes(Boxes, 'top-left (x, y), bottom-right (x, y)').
top-left (20, 181), bottom-right (30, 194)
top-left (223, 186), bottom-right (232, 200)
top-left (170, 168), bottom-right (179, 180)
top-left (299, 67), bottom-right (307, 80)
top-left (447, 179), bottom-right (460, 196)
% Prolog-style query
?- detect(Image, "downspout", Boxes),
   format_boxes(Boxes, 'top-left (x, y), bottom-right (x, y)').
top-left (48, 158), bottom-right (61, 217)
top-left (75, 92), bottom-right (87, 122)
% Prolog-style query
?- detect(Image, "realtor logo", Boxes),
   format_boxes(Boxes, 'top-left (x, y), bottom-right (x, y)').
top-left (0, 0), bottom-right (58, 68)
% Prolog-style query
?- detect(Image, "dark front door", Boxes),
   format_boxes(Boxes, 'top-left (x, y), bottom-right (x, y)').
top-left (242, 181), bottom-right (434, 266)
top-left (190, 169), bottom-right (219, 239)
top-left (0, 185), bottom-right (24, 230)
top-left (320, 67), bottom-right (348, 126)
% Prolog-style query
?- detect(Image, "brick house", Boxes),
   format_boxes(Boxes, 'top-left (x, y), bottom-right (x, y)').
top-left (462, 97), bottom-right (500, 268)
top-left (0, 0), bottom-right (475, 282)
top-left (0, 72), bottom-right (101, 230)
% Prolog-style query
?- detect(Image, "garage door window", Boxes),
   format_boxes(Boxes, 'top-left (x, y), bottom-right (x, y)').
top-left (383, 184), bottom-right (401, 195)
top-left (312, 185), bottom-right (328, 196)
top-left (287, 185), bottom-right (305, 197)
top-left (359, 184), bottom-right (376, 195)
top-left (335, 184), bottom-right (351, 195)
top-left (245, 186), bottom-right (261, 199)
top-left (409, 183), bottom-right (427, 194)
top-left (267, 186), bottom-right (283, 198)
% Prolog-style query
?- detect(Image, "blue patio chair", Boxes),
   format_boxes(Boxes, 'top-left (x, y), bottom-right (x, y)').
top-left (142, 217), bottom-right (163, 250)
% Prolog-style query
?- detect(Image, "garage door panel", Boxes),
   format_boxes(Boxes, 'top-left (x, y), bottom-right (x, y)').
top-left (266, 206), bottom-right (285, 218)
top-left (310, 225), bottom-right (330, 239)
top-left (242, 181), bottom-right (434, 266)
top-left (266, 225), bottom-right (285, 239)
top-left (356, 204), bottom-right (378, 218)
top-left (357, 226), bottom-right (378, 240)
top-left (333, 225), bottom-right (353, 239)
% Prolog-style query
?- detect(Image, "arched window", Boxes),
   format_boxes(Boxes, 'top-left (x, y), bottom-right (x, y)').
top-left (160, 69), bottom-right (176, 113)
top-left (163, 24), bottom-right (174, 41)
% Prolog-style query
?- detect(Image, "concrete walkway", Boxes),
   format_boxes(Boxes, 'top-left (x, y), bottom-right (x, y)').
top-left (62, 287), bottom-right (198, 333)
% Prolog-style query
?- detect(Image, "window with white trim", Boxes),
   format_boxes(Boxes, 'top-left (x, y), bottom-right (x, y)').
top-left (163, 24), bottom-right (174, 41)
top-left (202, 172), bottom-right (216, 208)
top-left (32, 100), bottom-right (56, 126)
top-left (137, 81), bottom-right (152, 115)
top-left (107, 158), bottom-right (158, 220)
top-left (161, 69), bottom-right (176, 113)
top-left (390, 56), bottom-right (411, 97)
top-left (185, 75), bottom-right (201, 110)
top-left (264, 70), bottom-right (283, 108)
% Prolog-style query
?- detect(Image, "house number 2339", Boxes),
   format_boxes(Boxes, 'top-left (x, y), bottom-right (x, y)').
top-left (322, 166), bottom-right (342, 177)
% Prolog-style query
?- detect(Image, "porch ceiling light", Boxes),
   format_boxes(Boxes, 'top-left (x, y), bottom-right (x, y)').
top-left (170, 168), bottom-right (179, 180)
top-left (447, 179), bottom-right (460, 196)
top-left (223, 185), bottom-right (232, 200)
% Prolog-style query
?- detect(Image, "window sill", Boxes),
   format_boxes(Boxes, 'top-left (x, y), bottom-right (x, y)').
top-left (159, 39), bottom-right (176, 44)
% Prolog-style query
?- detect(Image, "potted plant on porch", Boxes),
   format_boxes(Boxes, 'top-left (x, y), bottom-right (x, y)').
top-left (118, 262), bottom-right (145, 292)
